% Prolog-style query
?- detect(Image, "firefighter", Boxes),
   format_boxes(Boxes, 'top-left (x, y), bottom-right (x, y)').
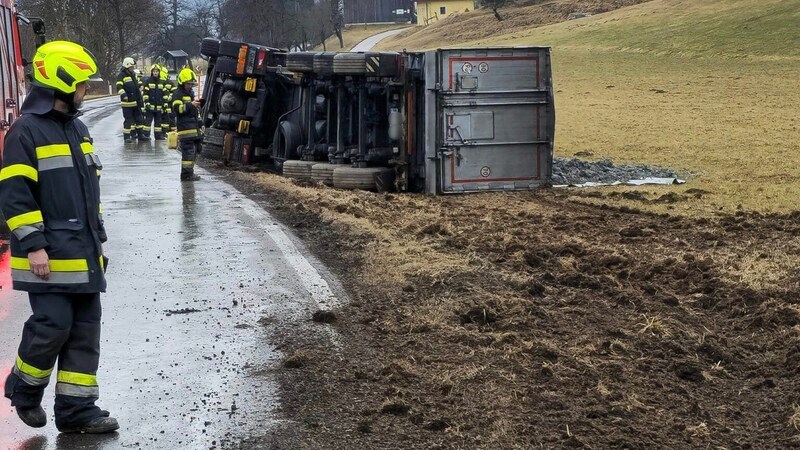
top-left (116, 57), bottom-right (145, 142)
top-left (142, 65), bottom-right (168, 140)
top-left (0, 41), bottom-right (118, 434)
top-left (172, 68), bottom-right (203, 181)
top-left (159, 64), bottom-right (175, 136)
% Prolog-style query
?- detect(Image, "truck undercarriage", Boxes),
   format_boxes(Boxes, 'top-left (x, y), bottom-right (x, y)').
top-left (199, 38), bottom-right (555, 194)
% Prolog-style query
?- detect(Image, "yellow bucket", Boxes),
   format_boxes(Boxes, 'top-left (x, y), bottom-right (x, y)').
top-left (167, 131), bottom-right (178, 149)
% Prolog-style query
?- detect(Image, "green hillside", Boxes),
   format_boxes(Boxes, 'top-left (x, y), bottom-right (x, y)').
top-left (381, 0), bottom-right (800, 215)
top-left (498, 0), bottom-right (800, 58)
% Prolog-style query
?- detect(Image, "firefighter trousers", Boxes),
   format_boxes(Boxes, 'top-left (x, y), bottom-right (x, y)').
top-left (122, 106), bottom-right (145, 140)
top-left (180, 138), bottom-right (201, 179)
top-left (144, 109), bottom-right (164, 139)
top-left (160, 113), bottom-right (171, 137)
top-left (4, 292), bottom-right (104, 429)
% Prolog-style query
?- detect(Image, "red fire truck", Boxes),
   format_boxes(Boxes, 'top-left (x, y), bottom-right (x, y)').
top-left (0, 0), bottom-right (44, 158)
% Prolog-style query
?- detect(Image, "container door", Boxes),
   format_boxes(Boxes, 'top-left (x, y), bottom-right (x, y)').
top-left (437, 48), bottom-right (554, 193)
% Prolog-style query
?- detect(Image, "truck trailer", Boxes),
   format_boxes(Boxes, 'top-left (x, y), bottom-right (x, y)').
top-left (198, 38), bottom-right (555, 194)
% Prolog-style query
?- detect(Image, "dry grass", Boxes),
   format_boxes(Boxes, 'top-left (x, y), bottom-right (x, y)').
top-left (790, 404), bottom-right (800, 431)
top-left (377, 0), bottom-right (800, 216)
top-left (637, 314), bottom-right (671, 337)
top-left (720, 248), bottom-right (800, 290)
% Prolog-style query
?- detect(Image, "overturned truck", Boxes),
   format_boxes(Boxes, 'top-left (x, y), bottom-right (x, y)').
top-left (199, 39), bottom-right (555, 194)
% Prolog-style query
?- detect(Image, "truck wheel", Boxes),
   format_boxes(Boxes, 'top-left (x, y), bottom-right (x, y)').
top-left (333, 167), bottom-right (395, 191)
top-left (311, 163), bottom-right (338, 186)
top-left (283, 160), bottom-right (317, 181)
top-left (218, 40), bottom-right (246, 58)
top-left (272, 121), bottom-right (301, 160)
top-left (202, 144), bottom-right (224, 161)
top-left (201, 38), bottom-right (221, 58)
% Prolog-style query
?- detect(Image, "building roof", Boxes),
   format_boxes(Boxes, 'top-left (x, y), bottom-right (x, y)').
top-left (162, 50), bottom-right (189, 58)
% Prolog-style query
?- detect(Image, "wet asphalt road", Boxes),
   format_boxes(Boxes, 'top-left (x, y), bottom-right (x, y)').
top-left (0, 97), bottom-right (340, 449)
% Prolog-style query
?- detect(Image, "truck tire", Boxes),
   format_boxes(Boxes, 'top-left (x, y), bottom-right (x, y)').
top-left (273, 121), bottom-right (301, 160)
top-left (202, 143), bottom-right (224, 161)
top-left (218, 40), bottom-right (246, 58)
top-left (201, 38), bottom-right (221, 58)
top-left (287, 52), bottom-right (315, 73)
top-left (283, 160), bottom-right (317, 181)
top-left (333, 167), bottom-right (395, 191)
top-left (214, 57), bottom-right (239, 75)
top-left (311, 163), bottom-right (338, 186)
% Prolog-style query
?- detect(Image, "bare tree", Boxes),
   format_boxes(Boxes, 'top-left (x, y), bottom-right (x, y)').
top-left (330, 0), bottom-right (343, 49)
top-left (480, 0), bottom-right (508, 21)
top-left (18, 0), bottom-right (163, 79)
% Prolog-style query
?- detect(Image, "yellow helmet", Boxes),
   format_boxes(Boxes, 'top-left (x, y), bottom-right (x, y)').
top-left (150, 64), bottom-right (161, 75)
top-left (158, 65), bottom-right (169, 81)
top-left (33, 41), bottom-right (98, 94)
top-left (178, 67), bottom-right (197, 85)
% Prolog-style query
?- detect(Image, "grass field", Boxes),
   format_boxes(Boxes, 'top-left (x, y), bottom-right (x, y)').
top-left (379, 0), bottom-right (800, 215)
top-left (314, 23), bottom-right (411, 51)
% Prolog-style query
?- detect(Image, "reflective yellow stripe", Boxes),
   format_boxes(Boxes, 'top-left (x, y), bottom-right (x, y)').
top-left (11, 257), bottom-right (89, 272)
top-left (36, 144), bottom-right (72, 159)
top-left (16, 356), bottom-right (53, 379)
top-left (99, 256), bottom-right (104, 269)
top-left (177, 129), bottom-right (198, 136)
top-left (181, 161), bottom-right (194, 167)
top-left (0, 164), bottom-right (38, 182)
top-left (57, 370), bottom-right (97, 387)
top-left (80, 142), bottom-right (94, 154)
top-left (7, 210), bottom-right (43, 230)
top-left (121, 101), bottom-right (138, 107)
top-left (122, 76), bottom-right (133, 82)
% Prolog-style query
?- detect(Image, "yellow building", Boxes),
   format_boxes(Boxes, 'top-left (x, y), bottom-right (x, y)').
top-left (416, 0), bottom-right (476, 24)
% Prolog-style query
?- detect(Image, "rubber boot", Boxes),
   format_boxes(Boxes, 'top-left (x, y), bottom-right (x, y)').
top-left (57, 416), bottom-right (119, 434)
top-left (16, 406), bottom-right (47, 428)
top-left (181, 173), bottom-right (201, 182)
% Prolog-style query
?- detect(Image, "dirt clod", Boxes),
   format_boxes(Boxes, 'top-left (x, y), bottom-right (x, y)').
top-left (381, 399), bottom-right (410, 415)
top-left (459, 307), bottom-right (498, 325)
top-left (311, 310), bottom-right (337, 323)
top-left (423, 419), bottom-right (450, 432)
top-left (675, 363), bottom-right (704, 382)
top-left (283, 353), bottom-right (307, 369)
top-left (357, 420), bottom-right (372, 433)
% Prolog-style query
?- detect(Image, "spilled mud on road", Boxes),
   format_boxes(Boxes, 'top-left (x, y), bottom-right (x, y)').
top-left (212, 165), bottom-right (800, 449)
